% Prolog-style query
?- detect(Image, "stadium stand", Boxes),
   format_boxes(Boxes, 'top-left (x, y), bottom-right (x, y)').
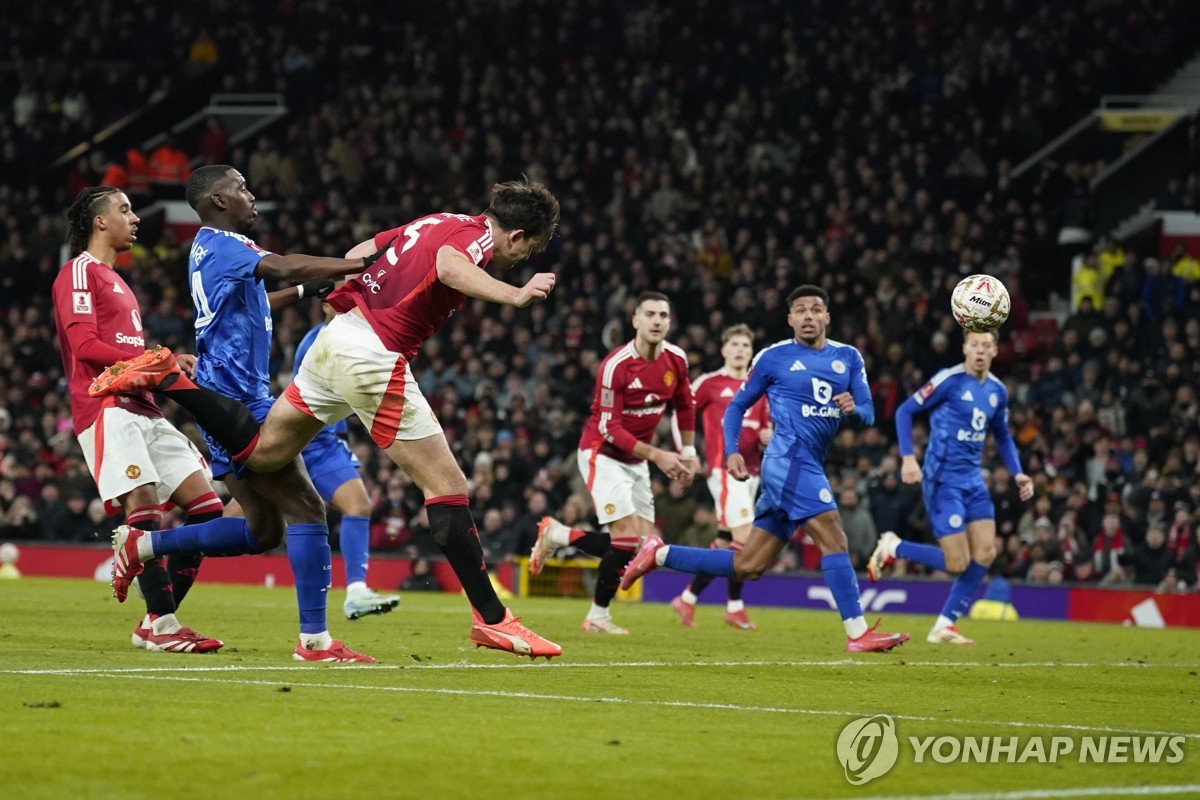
top-left (2, 0), bottom-right (1198, 591)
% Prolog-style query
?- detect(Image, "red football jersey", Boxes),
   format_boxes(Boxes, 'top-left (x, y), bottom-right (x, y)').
top-left (327, 213), bottom-right (494, 360)
top-left (692, 369), bottom-right (769, 476)
top-left (52, 252), bottom-right (162, 435)
top-left (579, 340), bottom-right (695, 465)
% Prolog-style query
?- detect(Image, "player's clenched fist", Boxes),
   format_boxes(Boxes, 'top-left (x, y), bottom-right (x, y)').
top-left (726, 453), bottom-right (750, 481)
top-left (833, 391), bottom-right (856, 415)
top-left (515, 272), bottom-right (556, 307)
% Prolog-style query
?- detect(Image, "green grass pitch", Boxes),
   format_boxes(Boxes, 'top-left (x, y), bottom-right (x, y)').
top-left (2, 577), bottom-right (1198, 800)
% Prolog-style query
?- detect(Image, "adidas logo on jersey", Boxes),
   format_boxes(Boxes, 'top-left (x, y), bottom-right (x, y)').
top-left (112, 283), bottom-right (124, 294)
top-left (630, 378), bottom-right (644, 389)
top-left (790, 360), bottom-right (806, 371)
top-left (961, 390), bottom-right (974, 401)
top-left (720, 387), bottom-right (735, 398)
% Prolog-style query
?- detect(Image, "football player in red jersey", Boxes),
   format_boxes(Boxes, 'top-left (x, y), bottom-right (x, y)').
top-left (530, 291), bottom-right (697, 634)
top-left (52, 187), bottom-right (224, 653)
top-left (671, 324), bottom-right (771, 631)
top-left (91, 177), bottom-right (564, 659)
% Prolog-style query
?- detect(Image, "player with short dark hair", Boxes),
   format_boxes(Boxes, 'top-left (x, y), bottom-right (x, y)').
top-left (98, 165), bottom-right (389, 661)
top-left (670, 323), bottom-right (770, 631)
top-left (530, 292), bottom-right (697, 634)
top-left (92, 175), bottom-right (564, 659)
top-left (54, 186), bottom-right (223, 653)
top-left (868, 329), bottom-right (1034, 644)
top-left (621, 285), bottom-right (909, 652)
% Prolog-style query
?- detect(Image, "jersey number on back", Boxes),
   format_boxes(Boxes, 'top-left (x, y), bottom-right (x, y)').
top-left (402, 217), bottom-right (444, 255)
top-left (192, 272), bottom-right (215, 329)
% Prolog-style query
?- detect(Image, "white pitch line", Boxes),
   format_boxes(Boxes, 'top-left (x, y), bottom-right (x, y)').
top-left (820, 785), bottom-right (1200, 800)
top-left (67, 671), bottom-right (1200, 741)
top-left (5, 658), bottom-right (1197, 676)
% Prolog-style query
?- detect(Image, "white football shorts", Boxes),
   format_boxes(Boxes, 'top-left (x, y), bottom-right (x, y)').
top-left (284, 311), bottom-right (442, 448)
top-left (77, 405), bottom-right (210, 503)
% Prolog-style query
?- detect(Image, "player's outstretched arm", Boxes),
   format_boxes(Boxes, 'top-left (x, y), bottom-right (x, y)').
top-left (255, 238), bottom-right (393, 282)
top-left (266, 281), bottom-right (335, 312)
top-left (436, 246), bottom-right (554, 307)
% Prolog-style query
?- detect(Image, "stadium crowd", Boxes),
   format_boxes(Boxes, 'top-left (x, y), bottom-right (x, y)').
top-left (1, 0), bottom-right (1199, 591)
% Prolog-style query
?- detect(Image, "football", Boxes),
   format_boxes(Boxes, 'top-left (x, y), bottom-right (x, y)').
top-left (950, 274), bottom-right (1011, 332)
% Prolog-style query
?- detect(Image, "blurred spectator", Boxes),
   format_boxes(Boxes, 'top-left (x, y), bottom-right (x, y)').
top-left (1093, 512), bottom-right (1128, 582)
top-left (478, 508), bottom-right (516, 567)
top-left (677, 507), bottom-right (719, 550)
top-left (655, 478), bottom-right (698, 544)
top-left (401, 557), bottom-right (443, 592)
top-left (839, 488), bottom-right (877, 569)
top-left (1118, 525), bottom-right (1173, 586)
top-left (199, 116), bottom-right (230, 165)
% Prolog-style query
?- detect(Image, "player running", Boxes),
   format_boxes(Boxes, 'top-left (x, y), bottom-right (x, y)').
top-left (53, 186), bottom-right (224, 653)
top-left (91, 174), bottom-right (563, 659)
top-left (294, 307), bottom-right (400, 621)
top-left (620, 285), bottom-right (908, 652)
top-left (529, 291), bottom-right (697, 634)
top-left (670, 323), bottom-right (769, 631)
top-left (868, 329), bottom-right (1034, 644)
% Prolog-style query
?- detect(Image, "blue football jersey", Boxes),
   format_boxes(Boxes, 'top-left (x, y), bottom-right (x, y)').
top-left (911, 365), bottom-right (1010, 483)
top-left (188, 226), bottom-right (274, 402)
top-left (724, 338), bottom-right (874, 466)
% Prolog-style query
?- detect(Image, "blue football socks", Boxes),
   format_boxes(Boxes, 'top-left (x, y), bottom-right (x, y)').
top-left (820, 552), bottom-right (863, 620)
top-left (150, 517), bottom-right (260, 557)
top-left (941, 560), bottom-right (989, 623)
top-left (339, 515), bottom-right (370, 586)
top-left (286, 523), bottom-right (332, 635)
top-left (663, 545), bottom-right (736, 578)
top-left (896, 540), bottom-right (947, 572)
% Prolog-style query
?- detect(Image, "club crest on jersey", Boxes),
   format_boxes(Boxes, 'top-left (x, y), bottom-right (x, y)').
top-left (989, 394), bottom-right (998, 408)
top-left (73, 291), bottom-right (92, 314)
top-left (125, 465), bottom-right (142, 480)
top-left (831, 360), bottom-right (846, 374)
top-left (663, 371), bottom-right (676, 387)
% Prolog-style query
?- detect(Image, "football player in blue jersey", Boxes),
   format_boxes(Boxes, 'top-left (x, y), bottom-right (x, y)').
top-left (99, 165), bottom-right (390, 662)
top-left (869, 329), bottom-right (1034, 645)
top-left (621, 286), bottom-right (908, 652)
top-left (294, 304), bottom-right (401, 621)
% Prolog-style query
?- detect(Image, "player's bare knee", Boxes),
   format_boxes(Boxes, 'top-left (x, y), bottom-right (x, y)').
top-left (732, 553), bottom-right (769, 581)
top-left (344, 499), bottom-right (372, 518)
top-left (246, 438), bottom-right (290, 473)
top-left (253, 526), bottom-right (285, 550)
top-left (972, 542), bottom-right (997, 567)
top-left (815, 539), bottom-right (848, 556)
top-left (945, 551), bottom-right (970, 574)
top-left (282, 484), bottom-right (327, 525)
